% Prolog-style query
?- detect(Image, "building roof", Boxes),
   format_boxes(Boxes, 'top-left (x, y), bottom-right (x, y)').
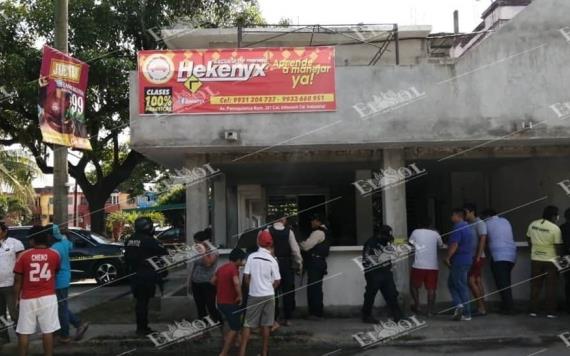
top-left (161, 24), bottom-right (432, 50)
top-left (481, 0), bottom-right (533, 19)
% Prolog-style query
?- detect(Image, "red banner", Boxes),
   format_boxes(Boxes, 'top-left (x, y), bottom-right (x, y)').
top-left (38, 46), bottom-right (91, 150)
top-left (137, 47), bottom-right (335, 115)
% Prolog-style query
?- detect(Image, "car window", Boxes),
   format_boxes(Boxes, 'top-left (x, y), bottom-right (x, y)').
top-left (67, 231), bottom-right (93, 247)
top-left (160, 228), bottom-right (180, 239)
top-left (7, 228), bottom-right (31, 247)
top-left (87, 232), bottom-right (112, 245)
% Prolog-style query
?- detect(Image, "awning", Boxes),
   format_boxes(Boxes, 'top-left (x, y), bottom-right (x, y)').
top-left (123, 203), bottom-right (186, 213)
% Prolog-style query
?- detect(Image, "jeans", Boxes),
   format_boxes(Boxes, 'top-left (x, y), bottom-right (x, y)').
top-left (491, 260), bottom-right (515, 312)
top-left (191, 281), bottom-right (220, 321)
top-left (56, 288), bottom-right (81, 338)
top-left (307, 260), bottom-right (326, 317)
top-left (448, 263), bottom-right (471, 317)
top-left (0, 286), bottom-right (17, 341)
top-left (362, 270), bottom-right (402, 321)
top-left (275, 258), bottom-right (295, 320)
top-left (529, 260), bottom-right (558, 315)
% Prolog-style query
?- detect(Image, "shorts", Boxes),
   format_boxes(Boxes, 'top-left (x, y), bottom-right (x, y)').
top-left (410, 268), bottom-right (439, 290)
top-left (243, 295), bottom-right (275, 328)
top-left (217, 303), bottom-right (242, 331)
top-left (469, 257), bottom-right (486, 278)
top-left (16, 294), bottom-right (60, 335)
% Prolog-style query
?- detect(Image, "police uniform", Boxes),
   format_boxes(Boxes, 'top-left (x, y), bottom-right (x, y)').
top-left (301, 225), bottom-right (330, 318)
top-left (124, 218), bottom-right (167, 334)
top-left (268, 223), bottom-right (302, 321)
top-left (361, 226), bottom-right (402, 323)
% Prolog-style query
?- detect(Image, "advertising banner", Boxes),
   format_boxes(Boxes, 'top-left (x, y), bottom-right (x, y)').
top-left (138, 46), bottom-right (335, 115)
top-left (38, 45), bottom-right (91, 150)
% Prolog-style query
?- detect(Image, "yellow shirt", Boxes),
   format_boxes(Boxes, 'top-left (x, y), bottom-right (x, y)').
top-left (527, 219), bottom-right (562, 261)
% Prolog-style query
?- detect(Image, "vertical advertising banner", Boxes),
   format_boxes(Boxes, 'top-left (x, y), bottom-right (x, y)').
top-left (138, 46), bottom-right (336, 115)
top-left (38, 45), bottom-right (91, 150)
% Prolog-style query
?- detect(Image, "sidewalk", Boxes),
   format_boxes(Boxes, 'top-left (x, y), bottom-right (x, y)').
top-left (2, 310), bottom-right (568, 355)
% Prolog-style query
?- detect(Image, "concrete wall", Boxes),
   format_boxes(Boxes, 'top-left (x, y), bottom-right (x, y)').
top-left (131, 0), bottom-right (570, 157)
top-left (214, 245), bottom-right (539, 310)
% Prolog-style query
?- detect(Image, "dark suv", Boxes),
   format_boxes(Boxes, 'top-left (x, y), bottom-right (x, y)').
top-left (8, 226), bottom-right (126, 285)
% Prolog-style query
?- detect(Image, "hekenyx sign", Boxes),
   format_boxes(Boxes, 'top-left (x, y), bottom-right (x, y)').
top-left (137, 47), bottom-right (336, 115)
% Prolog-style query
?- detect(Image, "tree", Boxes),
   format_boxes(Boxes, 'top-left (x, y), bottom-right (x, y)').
top-left (156, 185), bottom-right (186, 227)
top-left (0, 148), bottom-right (38, 204)
top-left (0, 0), bottom-right (265, 233)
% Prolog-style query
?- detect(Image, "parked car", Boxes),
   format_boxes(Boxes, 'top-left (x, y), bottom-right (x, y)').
top-left (155, 226), bottom-right (186, 247)
top-left (7, 226), bottom-right (126, 285)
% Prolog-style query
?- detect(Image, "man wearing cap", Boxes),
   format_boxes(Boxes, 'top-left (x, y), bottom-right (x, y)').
top-left (262, 215), bottom-right (302, 326)
top-left (300, 214), bottom-right (330, 320)
top-left (240, 230), bottom-right (281, 356)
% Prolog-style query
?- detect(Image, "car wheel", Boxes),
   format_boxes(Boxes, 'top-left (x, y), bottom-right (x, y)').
top-left (94, 261), bottom-right (120, 285)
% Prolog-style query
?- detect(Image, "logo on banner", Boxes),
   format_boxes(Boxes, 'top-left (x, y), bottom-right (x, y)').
top-left (141, 53), bottom-right (175, 84)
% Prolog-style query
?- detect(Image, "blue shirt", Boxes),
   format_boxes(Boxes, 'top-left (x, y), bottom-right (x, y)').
top-left (449, 221), bottom-right (474, 266)
top-left (50, 225), bottom-right (73, 289)
top-left (486, 216), bottom-right (517, 263)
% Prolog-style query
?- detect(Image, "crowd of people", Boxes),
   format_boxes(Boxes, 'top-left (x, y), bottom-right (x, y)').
top-left (2, 202), bottom-right (569, 356)
top-left (362, 203), bottom-right (568, 324)
top-left (0, 222), bottom-right (88, 356)
top-left (123, 214), bottom-right (330, 356)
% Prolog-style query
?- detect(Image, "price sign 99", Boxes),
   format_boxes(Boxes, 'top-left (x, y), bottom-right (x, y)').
top-left (69, 93), bottom-right (84, 115)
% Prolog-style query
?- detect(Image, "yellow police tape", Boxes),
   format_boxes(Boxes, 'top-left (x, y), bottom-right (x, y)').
top-left (69, 255), bottom-right (122, 262)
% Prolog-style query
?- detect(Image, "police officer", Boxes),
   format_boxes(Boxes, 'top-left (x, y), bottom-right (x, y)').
top-left (264, 215), bottom-right (303, 326)
top-left (124, 217), bottom-right (168, 336)
top-left (300, 214), bottom-right (330, 320)
top-left (361, 225), bottom-right (403, 323)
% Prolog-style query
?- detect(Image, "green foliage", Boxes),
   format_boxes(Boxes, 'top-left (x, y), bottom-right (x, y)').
top-left (0, 0), bottom-right (264, 232)
top-left (105, 210), bottom-right (165, 237)
top-left (157, 185), bottom-right (186, 206)
top-left (156, 185), bottom-right (185, 227)
top-left (0, 148), bottom-right (38, 203)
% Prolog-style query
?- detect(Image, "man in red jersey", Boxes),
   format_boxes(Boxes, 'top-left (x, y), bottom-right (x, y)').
top-left (13, 226), bottom-right (61, 356)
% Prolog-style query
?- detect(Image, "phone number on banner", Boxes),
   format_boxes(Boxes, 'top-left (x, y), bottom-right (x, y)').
top-left (210, 94), bottom-right (335, 105)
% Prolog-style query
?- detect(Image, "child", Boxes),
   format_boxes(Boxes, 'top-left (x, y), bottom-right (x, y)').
top-left (211, 248), bottom-right (247, 356)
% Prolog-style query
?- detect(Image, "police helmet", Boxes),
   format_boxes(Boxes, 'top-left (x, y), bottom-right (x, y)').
top-left (134, 217), bottom-right (154, 234)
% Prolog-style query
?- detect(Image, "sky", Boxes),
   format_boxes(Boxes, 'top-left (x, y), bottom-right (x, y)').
top-left (258, 0), bottom-right (492, 33)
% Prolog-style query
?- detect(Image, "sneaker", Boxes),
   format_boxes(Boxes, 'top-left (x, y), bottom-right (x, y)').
top-left (461, 315), bottom-right (472, 321)
top-left (529, 313), bottom-right (537, 317)
top-left (546, 314), bottom-right (558, 319)
top-left (74, 322), bottom-right (90, 341)
top-left (453, 307), bottom-right (464, 321)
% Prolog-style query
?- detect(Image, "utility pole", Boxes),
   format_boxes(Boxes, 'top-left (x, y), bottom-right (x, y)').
top-left (53, 0), bottom-right (69, 226)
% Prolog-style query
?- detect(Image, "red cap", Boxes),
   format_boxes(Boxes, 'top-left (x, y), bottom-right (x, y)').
top-left (257, 230), bottom-right (273, 248)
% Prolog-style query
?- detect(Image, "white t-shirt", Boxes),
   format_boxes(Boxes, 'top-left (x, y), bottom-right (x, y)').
top-left (409, 229), bottom-right (443, 270)
top-left (243, 247), bottom-right (281, 297)
top-left (0, 237), bottom-right (25, 287)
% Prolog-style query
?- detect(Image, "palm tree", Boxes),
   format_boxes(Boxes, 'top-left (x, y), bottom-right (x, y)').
top-left (0, 148), bottom-right (39, 206)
